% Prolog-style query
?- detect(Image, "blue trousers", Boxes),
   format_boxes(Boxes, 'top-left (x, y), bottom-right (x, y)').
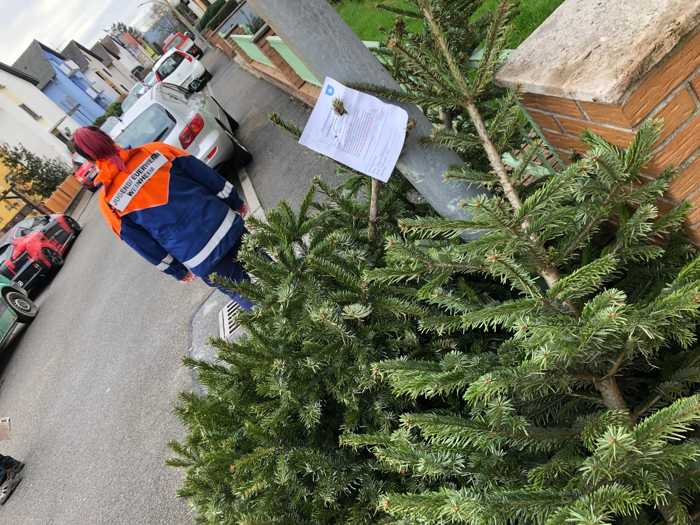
top-left (201, 243), bottom-right (254, 311)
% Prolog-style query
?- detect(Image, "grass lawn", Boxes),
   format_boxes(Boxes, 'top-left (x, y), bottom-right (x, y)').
top-left (336, 0), bottom-right (565, 48)
top-left (335, 0), bottom-right (422, 42)
top-left (477, 0), bottom-right (565, 47)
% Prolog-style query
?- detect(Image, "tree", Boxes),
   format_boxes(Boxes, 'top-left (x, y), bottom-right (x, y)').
top-left (169, 171), bottom-right (435, 523)
top-left (149, 3), bottom-right (180, 35)
top-left (341, 1), bottom-right (700, 523)
top-left (0, 143), bottom-right (72, 198)
top-left (94, 101), bottom-right (123, 127)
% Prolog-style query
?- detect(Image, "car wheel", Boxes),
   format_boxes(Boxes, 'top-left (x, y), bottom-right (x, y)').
top-left (4, 290), bottom-right (37, 323)
top-left (212, 98), bottom-right (239, 133)
top-left (225, 112), bottom-right (240, 133)
top-left (232, 137), bottom-right (253, 167)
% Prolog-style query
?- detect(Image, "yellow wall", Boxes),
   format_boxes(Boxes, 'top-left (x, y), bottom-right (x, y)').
top-left (0, 163), bottom-right (27, 230)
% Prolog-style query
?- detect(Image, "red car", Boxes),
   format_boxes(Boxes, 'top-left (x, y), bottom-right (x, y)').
top-left (74, 161), bottom-right (100, 191)
top-left (0, 214), bottom-right (81, 296)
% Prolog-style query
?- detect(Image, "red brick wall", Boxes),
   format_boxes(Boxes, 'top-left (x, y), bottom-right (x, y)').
top-left (521, 29), bottom-right (700, 241)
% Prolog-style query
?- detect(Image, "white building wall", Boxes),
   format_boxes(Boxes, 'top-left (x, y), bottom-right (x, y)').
top-left (105, 61), bottom-right (137, 92)
top-left (0, 69), bottom-right (79, 163)
top-left (115, 46), bottom-right (147, 72)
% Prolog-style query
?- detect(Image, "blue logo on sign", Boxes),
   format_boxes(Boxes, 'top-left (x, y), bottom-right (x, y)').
top-left (325, 85), bottom-right (335, 96)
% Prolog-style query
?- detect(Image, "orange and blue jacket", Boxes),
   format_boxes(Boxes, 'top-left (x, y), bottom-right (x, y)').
top-left (96, 143), bottom-right (245, 281)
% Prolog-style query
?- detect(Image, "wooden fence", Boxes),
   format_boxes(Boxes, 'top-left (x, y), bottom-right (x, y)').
top-left (42, 176), bottom-right (83, 214)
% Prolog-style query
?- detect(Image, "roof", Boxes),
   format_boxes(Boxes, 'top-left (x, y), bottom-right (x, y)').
top-left (62, 41), bottom-right (109, 71)
top-left (98, 37), bottom-right (124, 60)
top-left (0, 62), bottom-right (40, 86)
top-left (495, 0), bottom-right (700, 104)
top-left (90, 43), bottom-right (114, 67)
top-left (12, 40), bottom-right (63, 90)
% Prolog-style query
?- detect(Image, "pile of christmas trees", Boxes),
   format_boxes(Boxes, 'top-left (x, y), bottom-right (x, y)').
top-left (171, 1), bottom-right (700, 523)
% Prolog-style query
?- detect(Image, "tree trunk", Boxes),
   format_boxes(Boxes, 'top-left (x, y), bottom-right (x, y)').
top-left (465, 101), bottom-right (522, 211)
top-left (368, 179), bottom-right (380, 241)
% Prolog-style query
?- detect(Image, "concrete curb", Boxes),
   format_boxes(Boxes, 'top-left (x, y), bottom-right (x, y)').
top-left (239, 168), bottom-right (266, 221)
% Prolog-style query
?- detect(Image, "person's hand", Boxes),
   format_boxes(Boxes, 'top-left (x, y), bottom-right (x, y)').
top-left (239, 203), bottom-right (249, 218)
top-left (180, 272), bottom-right (196, 283)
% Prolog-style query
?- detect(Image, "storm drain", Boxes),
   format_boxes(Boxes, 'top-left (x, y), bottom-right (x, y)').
top-left (218, 300), bottom-right (241, 340)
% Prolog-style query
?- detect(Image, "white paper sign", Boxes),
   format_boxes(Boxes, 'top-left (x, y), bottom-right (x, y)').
top-left (299, 77), bottom-right (408, 183)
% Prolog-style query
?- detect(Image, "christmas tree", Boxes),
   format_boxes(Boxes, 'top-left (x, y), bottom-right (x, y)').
top-left (168, 171), bottom-right (435, 523)
top-left (342, 1), bottom-right (700, 523)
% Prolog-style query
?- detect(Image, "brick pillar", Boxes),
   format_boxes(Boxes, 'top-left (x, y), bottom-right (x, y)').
top-left (497, 0), bottom-right (700, 242)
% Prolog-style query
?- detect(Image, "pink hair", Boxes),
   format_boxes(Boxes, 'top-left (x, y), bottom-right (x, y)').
top-left (73, 126), bottom-right (125, 170)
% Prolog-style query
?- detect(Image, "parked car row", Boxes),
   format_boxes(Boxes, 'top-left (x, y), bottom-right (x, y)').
top-left (0, 213), bottom-right (82, 349)
top-left (0, 214), bottom-right (81, 298)
top-left (74, 50), bottom-right (252, 192)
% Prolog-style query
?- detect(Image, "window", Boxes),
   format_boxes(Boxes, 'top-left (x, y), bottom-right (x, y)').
top-left (120, 84), bottom-right (129, 92)
top-left (0, 245), bottom-right (12, 264)
top-left (156, 53), bottom-right (185, 79)
top-left (19, 104), bottom-right (41, 121)
top-left (115, 104), bottom-right (176, 148)
top-left (102, 68), bottom-right (113, 77)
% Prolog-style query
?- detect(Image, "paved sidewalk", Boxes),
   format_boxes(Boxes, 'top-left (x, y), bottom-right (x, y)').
top-left (202, 49), bottom-right (340, 211)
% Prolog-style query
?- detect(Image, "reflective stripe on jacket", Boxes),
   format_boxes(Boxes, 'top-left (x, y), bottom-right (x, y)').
top-left (96, 143), bottom-right (245, 280)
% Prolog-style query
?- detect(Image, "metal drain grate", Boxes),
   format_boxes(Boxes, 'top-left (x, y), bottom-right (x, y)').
top-left (218, 300), bottom-right (241, 340)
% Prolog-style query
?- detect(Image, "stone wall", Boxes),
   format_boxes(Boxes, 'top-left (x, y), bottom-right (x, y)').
top-left (496, 0), bottom-right (700, 241)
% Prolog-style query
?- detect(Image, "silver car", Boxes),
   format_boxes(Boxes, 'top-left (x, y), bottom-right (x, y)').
top-left (109, 83), bottom-right (251, 171)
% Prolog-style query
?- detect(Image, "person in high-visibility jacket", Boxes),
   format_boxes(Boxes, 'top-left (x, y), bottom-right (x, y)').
top-left (72, 126), bottom-right (253, 310)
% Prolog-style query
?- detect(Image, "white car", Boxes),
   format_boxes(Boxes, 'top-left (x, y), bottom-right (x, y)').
top-left (120, 82), bottom-right (148, 114)
top-left (109, 83), bottom-right (251, 171)
top-left (152, 48), bottom-right (211, 92)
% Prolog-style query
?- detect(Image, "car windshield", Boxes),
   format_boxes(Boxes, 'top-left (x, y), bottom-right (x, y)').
top-left (157, 53), bottom-right (185, 79)
top-left (17, 216), bottom-right (49, 231)
top-left (114, 104), bottom-right (176, 148)
top-left (122, 83), bottom-right (145, 113)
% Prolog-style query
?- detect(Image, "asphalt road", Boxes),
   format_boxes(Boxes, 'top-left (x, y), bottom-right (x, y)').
top-left (0, 191), bottom-right (213, 524)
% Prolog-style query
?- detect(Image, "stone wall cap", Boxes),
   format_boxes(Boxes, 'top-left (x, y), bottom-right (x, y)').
top-left (495, 0), bottom-right (700, 104)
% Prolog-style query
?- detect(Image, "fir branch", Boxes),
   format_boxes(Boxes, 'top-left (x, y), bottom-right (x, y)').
top-left (268, 112), bottom-right (302, 139)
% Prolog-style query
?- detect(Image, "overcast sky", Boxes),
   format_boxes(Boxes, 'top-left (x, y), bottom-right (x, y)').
top-left (0, 0), bottom-right (158, 64)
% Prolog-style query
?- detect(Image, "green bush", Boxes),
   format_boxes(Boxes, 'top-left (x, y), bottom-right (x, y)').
top-left (93, 101), bottom-right (122, 127)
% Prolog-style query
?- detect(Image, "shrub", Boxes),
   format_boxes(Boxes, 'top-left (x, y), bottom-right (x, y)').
top-left (93, 101), bottom-right (123, 127)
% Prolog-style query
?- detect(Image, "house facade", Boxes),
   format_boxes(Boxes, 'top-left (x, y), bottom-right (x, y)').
top-left (63, 41), bottom-right (135, 102)
top-left (115, 33), bottom-right (158, 69)
top-left (13, 41), bottom-right (114, 126)
top-left (0, 63), bottom-right (79, 229)
top-left (93, 37), bottom-right (149, 80)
